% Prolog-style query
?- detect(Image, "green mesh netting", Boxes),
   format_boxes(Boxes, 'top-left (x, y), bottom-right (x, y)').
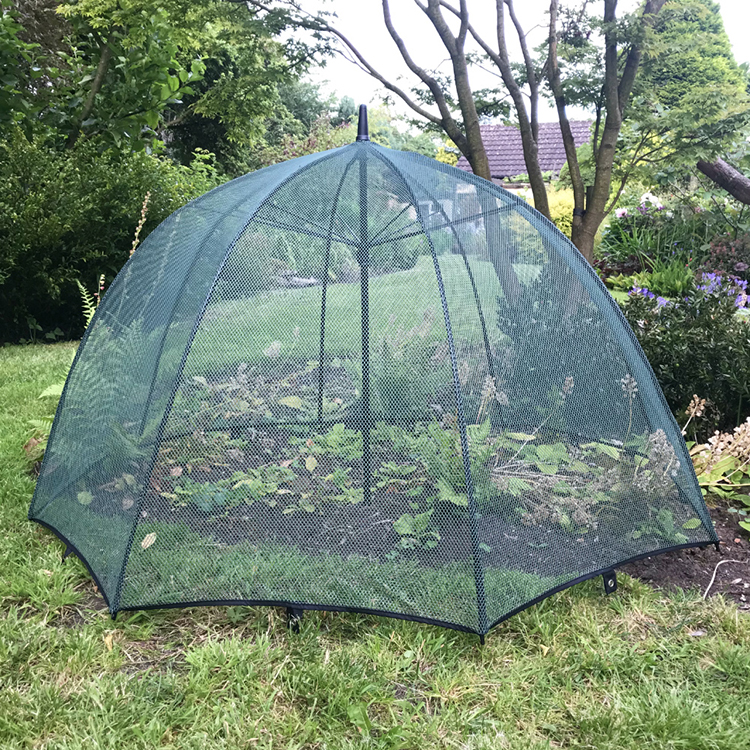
top-left (30, 137), bottom-right (717, 636)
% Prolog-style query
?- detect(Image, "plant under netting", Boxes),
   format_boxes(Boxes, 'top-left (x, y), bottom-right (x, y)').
top-left (30, 107), bottom-right (717, 640)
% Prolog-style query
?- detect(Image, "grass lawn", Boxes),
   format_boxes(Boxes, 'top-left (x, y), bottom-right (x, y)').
top-left (188, 255), bottom-right (541, 371)
top-left (2, 342), bottom-right (749, 750)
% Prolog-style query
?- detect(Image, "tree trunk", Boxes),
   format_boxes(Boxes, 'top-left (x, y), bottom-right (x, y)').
top-left (518, 124), bottom-right (550, 219)
top-left (697, 158), bottom-right (750, 206)
top-left (66, 36), bottom-right (113, 149)
top-left (465, 135), bottom-right (492, 181)
top-left (571, 221), bottom-right (597, 265)
top-left (548, 0), bottom-right (586, 251)
top-left (568, 0), bottom-right (666, 264)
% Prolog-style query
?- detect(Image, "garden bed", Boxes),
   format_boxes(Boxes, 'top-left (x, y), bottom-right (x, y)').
top-left (135, 484), bottom-right (676, 579)
top-left (85, 405), bottom-right (712, 589)
top-left (622, 500), bottom-right (750, 609)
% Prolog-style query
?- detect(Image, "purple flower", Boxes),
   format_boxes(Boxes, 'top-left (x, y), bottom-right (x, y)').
top-left (656, 296), bottom-right (669, 308)
top-left (629, 285), bottom-right (653, 298)
top-left (735, 262), bottom-right (749, 273)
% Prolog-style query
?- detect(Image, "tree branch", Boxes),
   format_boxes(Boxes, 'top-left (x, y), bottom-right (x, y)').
top-left (66, 33), bottom-right (113, 149)
top-left (439, 0), bottom-right (550, 216)
top-left (505, 0), bottom-right (538, 141)
top-left (616, 0), bottom-right (667, 117)
top-left (418, 0), bottom-right (489, 177)
top-left (602, 0), bottom-right (620, 124)
top-left (244, 0), bottom-right (464, 144)
top-left (697, 158), bottom-right (750, 205)
top-left (548, 0), bottom-right (585, 217)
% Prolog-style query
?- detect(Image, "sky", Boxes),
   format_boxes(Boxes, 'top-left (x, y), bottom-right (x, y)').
top-left (307, 0), bottom-right (750, 124)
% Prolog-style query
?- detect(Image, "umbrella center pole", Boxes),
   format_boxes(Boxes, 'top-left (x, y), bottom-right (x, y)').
top-left (358, 151), bottom-right (372, 505)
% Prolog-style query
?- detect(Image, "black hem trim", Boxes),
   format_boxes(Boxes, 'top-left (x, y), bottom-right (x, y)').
top-left (30, 516), bottom-right (714, 637)
top-left (30, 516), bottom-right (112, 610)
top-left (485, 539), bottom-right (716, 632)
top-left (117, 598), bottom-right (478, 635)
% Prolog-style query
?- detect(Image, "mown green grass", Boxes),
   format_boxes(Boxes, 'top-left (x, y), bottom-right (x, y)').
top-left (2, 342), bottom-right (749, 750)
top-left (187, 255), bottom-right (541, 372)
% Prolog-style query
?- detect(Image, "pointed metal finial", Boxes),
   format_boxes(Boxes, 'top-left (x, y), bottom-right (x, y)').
top-left (356, 104), bottom-right (369, 141)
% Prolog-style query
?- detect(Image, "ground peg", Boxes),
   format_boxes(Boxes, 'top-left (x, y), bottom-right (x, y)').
top-left (286, 606), bottom-right (304, 633)
top-left (602, 571), bottom-right (617, 595)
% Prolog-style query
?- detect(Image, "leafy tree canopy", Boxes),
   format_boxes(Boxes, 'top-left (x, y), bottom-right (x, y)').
top-left (3, 0), bottom-right (329, 157)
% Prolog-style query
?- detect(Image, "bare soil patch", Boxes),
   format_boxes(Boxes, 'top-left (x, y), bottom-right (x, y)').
top-left (622, 501), bottom-right (750, 611)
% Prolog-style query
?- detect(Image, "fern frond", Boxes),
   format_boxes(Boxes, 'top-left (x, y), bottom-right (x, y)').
top-left (75, 279), bottom-right (97, 328)
top-left (39, 382), bottom-right (64, 399)
top-left (29, 417), bottom-right (54, 433)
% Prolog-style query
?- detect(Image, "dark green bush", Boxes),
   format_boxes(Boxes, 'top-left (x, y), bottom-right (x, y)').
top-left (620, 274), bottom-right (750, 436)
top-left (0, 129), bottom-right (224, 343)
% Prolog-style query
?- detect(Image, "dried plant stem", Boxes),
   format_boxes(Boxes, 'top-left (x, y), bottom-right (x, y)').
top-left (501, 401), bottom-right (563, 469)
top-left (624, 396), bottom-right (634, 445)
top-left (130, 192), bottom-right (151, 256)
top-left (703, 559), bottom-right (743, 599)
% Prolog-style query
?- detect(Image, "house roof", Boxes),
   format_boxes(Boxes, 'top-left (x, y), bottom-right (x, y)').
top-left (456, 121), bottom-right (593, 179)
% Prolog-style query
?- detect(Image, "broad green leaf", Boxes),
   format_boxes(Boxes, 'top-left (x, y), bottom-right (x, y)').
top-left (144, 109), bottom-right (159, 129)
top-left (305, 455), bottom-right (318, 472)
top-left (467, 418), bottom-right (491, 444)
top-left (536, 443), bottom-right (568, 462)
top-left (347, 703), bottom-right (372, 734)
top-left (584, 442), bottom-right (620, 460)
top-left (598, 444), bottom-right (621, 459)
top-left (507, 478), bottom-right (531, 496)
top-left (279, 396), bottom-right (303, 409)
top-left (552, 480), bottom-right (573, 495)
top-left (411, 509), bottom-right (433, 535)
top-left (535, 462), bottom-right (559, 475)
top-left (394, 514), bottom-right (415, 536)
top-left (436, 478), bottom-right (467, 507)
top-left (77, 491), bottom-right (93, 505)
top-left (506, 432), bottom-right (536, 441)
top-left (682, 518), bottom-right (702, 529)
top-left (712, 455), bottom-right (740, 474)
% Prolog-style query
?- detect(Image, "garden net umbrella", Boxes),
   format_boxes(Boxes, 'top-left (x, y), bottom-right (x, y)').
top-left (30, 106), bottom-right (717, 639)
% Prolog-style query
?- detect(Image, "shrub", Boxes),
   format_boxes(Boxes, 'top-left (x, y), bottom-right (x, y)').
top-left (546, 186), bottom-right (574, 238)
top-left (631, 257), bottom-right (696, 298)
top-left (0, 129), bottom-right (225, 343)
top-left (689, 417), bottom-right (750, 520)
top-left (701, 232), bottom-right (750, 282)
top-left (620, 273), bottom-right (750, 437)
top-left (601, 202), bottom-right (713, 265)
